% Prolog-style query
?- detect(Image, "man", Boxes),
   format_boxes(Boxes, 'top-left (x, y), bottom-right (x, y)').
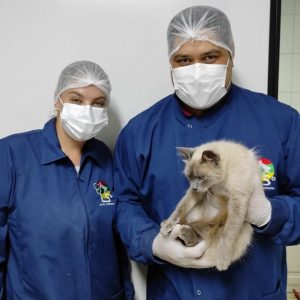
top-left (114, 6), bottom-right (300, 300)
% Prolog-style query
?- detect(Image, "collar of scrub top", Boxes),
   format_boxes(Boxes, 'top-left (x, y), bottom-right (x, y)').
top-left (40, 118), bottom-right (103, 167)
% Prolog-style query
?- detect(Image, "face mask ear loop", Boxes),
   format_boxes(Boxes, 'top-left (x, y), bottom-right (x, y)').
top-left (224, 53), bottom-right (232, 67)
top-left (58, 95), bottom-right (64, 106)
top-left (169, 62), bottom-right (176, 87)
top-left (224, 54), bottom-right (232, 90)
top-left (55, 95), bottom-right (65, 117)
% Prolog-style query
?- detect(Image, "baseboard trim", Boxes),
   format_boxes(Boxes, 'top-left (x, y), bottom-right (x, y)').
top-left (287, 272), bottom-right (300, 292)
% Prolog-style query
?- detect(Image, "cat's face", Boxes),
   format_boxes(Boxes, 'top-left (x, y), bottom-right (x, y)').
top-left (177, 147), bottom-right (224, 192)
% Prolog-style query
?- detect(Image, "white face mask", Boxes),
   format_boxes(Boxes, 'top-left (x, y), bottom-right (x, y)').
top-left (171, 61), bottom-right (229, 109)
top-left (58, 97), bottom-right (108, 141)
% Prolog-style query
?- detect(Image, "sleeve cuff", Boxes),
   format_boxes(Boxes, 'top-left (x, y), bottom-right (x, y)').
top-left (254, 197), bottom-right (289, 235)
top-left (139, 226), bottom-right (163, 264)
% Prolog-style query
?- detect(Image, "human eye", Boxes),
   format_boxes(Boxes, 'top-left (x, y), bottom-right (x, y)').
top-left (92, 101), bottom-right (107, 108)
top-left (203, 55), bottom-right (218, 64)
top-left (70, 98), bottom-right (83, 105)
top-left (92, 97), bottom-right (107, 108)
top-left (92, 102), bottom-right (105, 108)
top-left (176, 57), bottom-right (192, 66)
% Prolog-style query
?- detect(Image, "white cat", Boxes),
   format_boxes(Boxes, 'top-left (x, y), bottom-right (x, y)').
top-left (160, 140), bottom-right (264, 271)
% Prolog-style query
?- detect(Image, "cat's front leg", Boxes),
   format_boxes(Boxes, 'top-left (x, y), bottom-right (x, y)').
top-left (160, 191), bottom-right (199, 236)
top-left (160, 207), bottom-right (185, 236)
top-left (160, 219), bottom-right (178, 235)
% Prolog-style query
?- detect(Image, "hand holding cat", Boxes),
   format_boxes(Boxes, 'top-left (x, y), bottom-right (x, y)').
top-left (152, 224), bottom-right (215, 268)
top-left (246, 179), bottom-right (272, 227)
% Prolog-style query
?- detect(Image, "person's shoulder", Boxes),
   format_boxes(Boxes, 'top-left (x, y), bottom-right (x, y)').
top-left (115, 94), bottom-right (175, 144)
top-left (0, 129), bottom-right (42, 160)
top-left (125, 94), bottom-right (174, 129)
top-left (233, 85), bottom-right (298, 116)
top-left (0, 129), bottom-right (42, 147)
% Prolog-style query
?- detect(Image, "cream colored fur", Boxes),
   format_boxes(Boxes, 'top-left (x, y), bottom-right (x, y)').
top-left (160, 140), bottom-right (263, 271)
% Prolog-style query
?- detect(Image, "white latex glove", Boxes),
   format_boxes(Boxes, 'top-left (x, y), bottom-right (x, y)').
top-left (246, 180), bottom-right (272, 227)
top-left (152, 224), bottom-right (214, 268)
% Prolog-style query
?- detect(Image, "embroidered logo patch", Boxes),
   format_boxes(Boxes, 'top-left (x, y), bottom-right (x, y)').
top-left (93, 180), bottom-right (114, 205)
top-left (258, 158), bottom-right (276, 190)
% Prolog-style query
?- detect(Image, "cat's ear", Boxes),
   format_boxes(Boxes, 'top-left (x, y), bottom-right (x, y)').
top-left (201, 150), bottom-right (220, 165)
top-left (176, 147), bottom-right (195, 161)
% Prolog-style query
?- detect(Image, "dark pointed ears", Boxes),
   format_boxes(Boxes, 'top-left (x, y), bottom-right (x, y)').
top-left (176, 147), bottom-right (195, 161)
top-left (201, 150), bottom-right (220, 165)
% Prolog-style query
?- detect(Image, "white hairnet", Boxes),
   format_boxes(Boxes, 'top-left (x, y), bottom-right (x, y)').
top-left (167, 6), bottom-right (235, 58)
top-left (54, 61), bottom-right (111, 101)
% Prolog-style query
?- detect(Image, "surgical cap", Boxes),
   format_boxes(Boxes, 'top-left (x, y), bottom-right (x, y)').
top-left (54, 61), bottom-right (111, 101)
top-left (167, 6), bottom-right (235, 58)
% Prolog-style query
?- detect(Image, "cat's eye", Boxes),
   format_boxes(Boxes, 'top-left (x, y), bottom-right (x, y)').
top-left (198, 175), bottom-right (205, 180)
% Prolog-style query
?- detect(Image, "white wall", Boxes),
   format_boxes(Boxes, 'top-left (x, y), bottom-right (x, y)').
top-left (278, 0), bottom-right (300, 112)
top-left (278, 0), bottom-right (300, 295)
top-left (0, 1), bottom-right (271, 299)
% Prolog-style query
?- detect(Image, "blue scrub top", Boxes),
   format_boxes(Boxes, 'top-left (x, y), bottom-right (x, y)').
top-left (0, 118), bottom-right (134, 300)
top-left (114, 85), bottom-right (300, 300)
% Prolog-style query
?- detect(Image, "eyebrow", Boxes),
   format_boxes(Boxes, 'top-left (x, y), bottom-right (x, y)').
top-left (173, 49), bottom-right (223, 59)
top-left (201, 50), bottom-right (222, 56)
top-left (173, 54), bottom-right (191, 59)
top-left (66, 91), bottom-right (106, 101)
top-left (67, 91), bottom-right (83, 97)
top-left (94, 96), bottom-right (106, 101)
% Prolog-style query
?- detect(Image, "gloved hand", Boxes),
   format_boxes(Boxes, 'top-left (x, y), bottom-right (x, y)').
top-left (246, 179), bottom-right (272, 227)
top-left (152, 224), bottom-right (214, 268)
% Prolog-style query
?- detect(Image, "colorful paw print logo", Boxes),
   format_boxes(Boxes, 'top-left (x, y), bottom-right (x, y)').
top-left (258, 158), bottom-right (276, 186)
top-left (93, 180), bottom-right (113, 203)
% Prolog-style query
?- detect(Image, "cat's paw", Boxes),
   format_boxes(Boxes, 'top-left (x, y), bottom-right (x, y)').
top-left (215, 251), bottom-right (232, 271)
top-left (160, 220), bottom-right (177, 236)
top-left (212, 238), bottom-right (233, 271)
top-left (178, 225), bottom-right (200, 247)
top-left (215, 259), bottom-right (230, 271)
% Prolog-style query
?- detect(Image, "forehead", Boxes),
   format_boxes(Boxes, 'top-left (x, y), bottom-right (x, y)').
top-left (63, 85), bottom-right (106, 99)
top-left (172, 40), bottom-right (228, 58)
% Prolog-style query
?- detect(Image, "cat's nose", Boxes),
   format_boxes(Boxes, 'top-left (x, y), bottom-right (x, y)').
top-left (190, 180), bottom-right (198, 190)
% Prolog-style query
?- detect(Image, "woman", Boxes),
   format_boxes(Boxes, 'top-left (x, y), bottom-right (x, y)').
top-left (0, 61), bottom-right (134, 300)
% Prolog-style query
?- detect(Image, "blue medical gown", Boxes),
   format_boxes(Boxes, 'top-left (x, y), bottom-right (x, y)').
top-left (114, 85), bottom-right (300, 300)
top-left (0, 118), bottom-right (134, 300)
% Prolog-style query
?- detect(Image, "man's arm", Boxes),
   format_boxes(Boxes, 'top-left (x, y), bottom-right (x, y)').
top-left (0, 139), bottom-right (15, 296)
top-left (247, 111), bottom-right (300, 245)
